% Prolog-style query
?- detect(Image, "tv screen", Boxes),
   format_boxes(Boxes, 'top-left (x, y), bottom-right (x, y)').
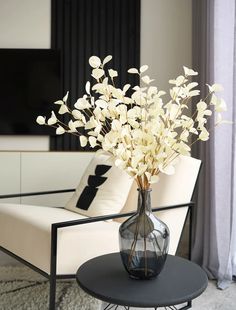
top-left (0, 49), bottom-right (61, 135)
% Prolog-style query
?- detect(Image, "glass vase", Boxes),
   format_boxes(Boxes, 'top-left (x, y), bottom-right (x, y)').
top-left (119, 189), bottom-right (170, 279)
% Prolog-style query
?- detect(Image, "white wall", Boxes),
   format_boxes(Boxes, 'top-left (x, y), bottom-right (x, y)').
top-left (0, 0), bottom-right (192, 265)
top-left (0, 0), bottom-right (51, 151)
top-left (0, 0), bottom-right (51, 48)
top-left (141, 0), bottom-right (192, 92)
top-left (0, 0), bottom-right (51, 264)
top-left (0, 0), bottom-right (192, 151)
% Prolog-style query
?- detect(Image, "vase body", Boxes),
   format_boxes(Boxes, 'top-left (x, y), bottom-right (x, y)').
top-left (119, 189), bottom-right (169, 279)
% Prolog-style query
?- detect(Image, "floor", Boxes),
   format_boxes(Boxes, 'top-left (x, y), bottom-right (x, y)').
top-left (101, 280), bottom-right (236, 310)
top-left (0, 263), bottom-right (236, 309)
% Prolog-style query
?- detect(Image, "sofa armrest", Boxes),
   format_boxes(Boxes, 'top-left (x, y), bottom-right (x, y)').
top-left (52, 202), bottom-right (194, 229)
top-left (49, 201), bottom-right (194, 277)
top-left (0, 189), bottom-right (75, 200)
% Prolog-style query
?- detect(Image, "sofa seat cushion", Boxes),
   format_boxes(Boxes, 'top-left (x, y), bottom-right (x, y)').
top-left (0, 204), bottom-right (120, 275)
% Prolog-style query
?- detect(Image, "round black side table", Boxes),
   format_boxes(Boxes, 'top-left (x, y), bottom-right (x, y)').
top-left (76, 253), bottom-right (208, 310)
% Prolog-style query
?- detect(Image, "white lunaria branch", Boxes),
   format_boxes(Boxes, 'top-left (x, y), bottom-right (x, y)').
top-left (36, 55), bottom-right (228, 189)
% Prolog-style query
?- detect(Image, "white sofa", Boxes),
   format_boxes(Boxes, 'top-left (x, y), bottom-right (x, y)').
top-left (0, 154), bottom-right (201, 309)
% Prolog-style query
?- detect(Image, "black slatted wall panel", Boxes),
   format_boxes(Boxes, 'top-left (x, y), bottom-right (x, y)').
top-left (50, 0), bottom-right (140, 150)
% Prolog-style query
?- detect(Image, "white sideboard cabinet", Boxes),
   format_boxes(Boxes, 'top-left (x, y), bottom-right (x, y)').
top-left (0, 151), bottom-right (94, 207)
top-left (0, 152), bottom-right (21, 204)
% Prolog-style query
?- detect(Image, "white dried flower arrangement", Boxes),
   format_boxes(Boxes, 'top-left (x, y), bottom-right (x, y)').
top-left (37, 55), bottom-right (227, 189)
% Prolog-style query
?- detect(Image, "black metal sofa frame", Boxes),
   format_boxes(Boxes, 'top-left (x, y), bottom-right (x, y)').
top-left (0, 189), bottom-right (194, 310)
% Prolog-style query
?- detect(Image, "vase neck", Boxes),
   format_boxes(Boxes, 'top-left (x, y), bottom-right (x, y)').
top-left (137, 189), bottom-right (152, 214)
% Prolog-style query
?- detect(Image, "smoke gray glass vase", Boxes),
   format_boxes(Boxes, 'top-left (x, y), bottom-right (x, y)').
top-left (119, 189), bottom-right (170, 280)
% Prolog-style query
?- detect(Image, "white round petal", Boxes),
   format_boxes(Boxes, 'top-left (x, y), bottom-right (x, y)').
top-left (128, 68), bottom-right (139, 74)
top-left (157, 90), bottom-right (166, 97)
top-left (89, 56), bottom-right (101, 68)
top-left (72, 109), bottom-right (83, 120)
top-left (56, 126), bottom-right (65, 135)
top-left (111, 119), bottom-right (122, 131)
top-left (58, 104), bottom-right (69, 114)
top-left (123, 84), bottom-right (131, 93)
top-left (92, 68), bottom-right (104, 80)
top-left (189, 127), bottom-right (198, 135)
top-left (108, 69), bottom-right (118, 78)
top-left (63, 91), bottom-right (69, 103)
top-left (207, 83), bottom-right (224, 92)
top-left (89, 136), bottom-right (97, 148)
top-left (103, 55), bottom-right (112, 65)
top-left (186, 82), bottom-right (198, 90)
top-left (140, 65), bottom-right (148, 73)
top-left (48, 111), bottom-right (57, 125)
top-left (175, 75), bottom-right (187, 86)
top-left (95, 99), bottom-right (107, 109)
top-left (54, 100), bottom-right (64, 105)
top-left (204, 110), bottom-right (212, 116)
top-left (74, 98), bottom-right (91, 110)
top-left (80, 135), bottom-right (88, 147)
top-left (85, 81), bottom-right (91, 94)
top-left (36, 116), bottom-right (46, 125)
top-left (215, 98), bottom-right (227, 112)
top-left (199, 128), bottom-right (209, 141)
top-left (180, 131), bottom-right (189, 142)
top-left (188, 90), bottom-right (200, 97)
top-left (199, 132), bottom-right (209, 141)
top-left (197, 101), bottom-right (207, 111)
top-left (68, 120), bottom-right (77, 132)
top-left (183, 66), bottom-right (198, 76)
top-left (141, 75), bottom-right (154, 84)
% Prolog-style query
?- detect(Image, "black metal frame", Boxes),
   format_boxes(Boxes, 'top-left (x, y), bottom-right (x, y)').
top-left (103, 304), bottom-right (191, 310)
top-left (0, 189), bottom-right (194, 310)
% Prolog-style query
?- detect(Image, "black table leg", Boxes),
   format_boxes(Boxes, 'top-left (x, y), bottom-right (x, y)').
top-left (103, 304), bottom-right (122, 310)
top-left (164, 303), bottom-right (191, 310)
top-left (104, 305), bottom-right (129, 310)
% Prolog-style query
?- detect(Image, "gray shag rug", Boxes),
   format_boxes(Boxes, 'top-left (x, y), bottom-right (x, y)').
top-left (0, 266), bottom-right (101, 310)
top-left (136, 281), bottom-right (236, 310)
top-left (0, 266), bottom-right (236, 310)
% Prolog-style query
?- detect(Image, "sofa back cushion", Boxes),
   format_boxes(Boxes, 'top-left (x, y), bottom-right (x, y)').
top-left (119, 155), bottom-right (201, 216)
top-left (65, 154), bottom-right (133, 217)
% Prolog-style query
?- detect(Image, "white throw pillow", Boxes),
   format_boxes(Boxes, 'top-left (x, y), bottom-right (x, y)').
top-left (65, 154), bottom-right (133, 217)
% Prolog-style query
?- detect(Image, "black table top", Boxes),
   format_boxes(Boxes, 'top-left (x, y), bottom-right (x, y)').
top-left (76, 253), bottom-right (208, 308)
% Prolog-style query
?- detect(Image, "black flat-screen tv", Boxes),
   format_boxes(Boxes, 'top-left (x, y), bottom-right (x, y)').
top-left (0, 48), bottom-right (61, 135)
